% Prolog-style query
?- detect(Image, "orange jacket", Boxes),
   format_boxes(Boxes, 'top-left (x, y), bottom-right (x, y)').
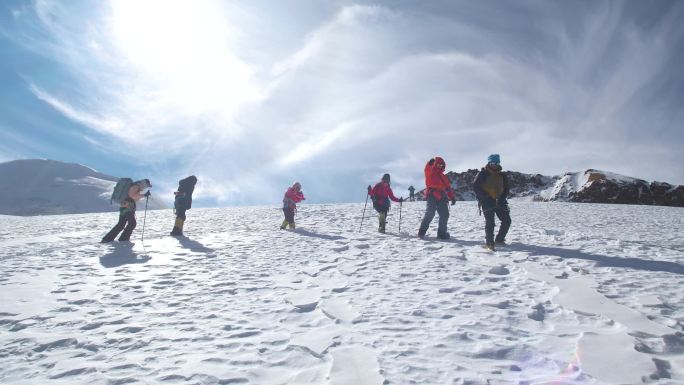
top-left (424, 157), bottom-right (455, 201)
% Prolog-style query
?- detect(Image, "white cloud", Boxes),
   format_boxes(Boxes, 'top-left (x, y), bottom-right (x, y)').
top-left (8, 1), bottom-right (684, 203)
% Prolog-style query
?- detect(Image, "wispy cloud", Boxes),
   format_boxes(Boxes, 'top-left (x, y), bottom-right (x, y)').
top-left (4, 1), bottom-right (683, 204)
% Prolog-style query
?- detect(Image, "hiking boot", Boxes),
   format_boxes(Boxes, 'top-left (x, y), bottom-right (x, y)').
top-left (280, 220), bottom-right (289, 230)
top-left (289, 223), bottom-right (296, 229)
top-left (170, 218), bottom-right (184, 236)
top-left (417, 228), bottom-right (427, 239)
top-left (495, 240), bottom-right (507, 246)
top-left (437, 231), bottom-right (450, 240)
top-left (378, 226), bottom-right (386, 234)
top-left (485, 242), bottom-right (496, 251)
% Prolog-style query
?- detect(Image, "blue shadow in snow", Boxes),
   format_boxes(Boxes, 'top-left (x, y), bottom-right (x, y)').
top-left (173, 236), bottom-right (216, 254)
top-left (99, 242), bottom-right (151, 268)
top-left (507, 242), bottom-right (684, 275)
top-left (291, 228), bottom-right (346, 241)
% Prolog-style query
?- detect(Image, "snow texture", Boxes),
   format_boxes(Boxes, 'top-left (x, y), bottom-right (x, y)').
top-left (0, 201), bottom-right (683, 384)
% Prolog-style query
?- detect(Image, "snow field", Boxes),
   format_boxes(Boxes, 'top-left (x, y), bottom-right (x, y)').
top-left (0, 202), bottom-right (683, 384)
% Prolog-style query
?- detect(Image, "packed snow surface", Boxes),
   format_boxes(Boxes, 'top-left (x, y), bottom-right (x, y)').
top-left (1, 202), bottom-right (683, 384)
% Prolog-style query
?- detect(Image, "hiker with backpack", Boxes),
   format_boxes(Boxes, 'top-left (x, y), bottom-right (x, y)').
top-left (367, 173), bottom-right (403, 233)
top-left (473, 154), bottom-right (511, 250)
top-left (418, 157), bottom-right (456, 239)
top-left (170, 175), bottom-right (198, 236)
top-left (102, 179), bottom-right (152, 243)
top-left (280, 182), bottom-right (305, 229)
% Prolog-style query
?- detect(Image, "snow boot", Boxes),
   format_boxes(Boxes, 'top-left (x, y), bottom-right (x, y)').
top-left (437, 231), bottom-right (450, 240)
top-left (485, 242), bottom-right (496, 251)
top-left (170, 218), bottom-right (184, 236)
top-left (280, 220), bottom-right (289, 230)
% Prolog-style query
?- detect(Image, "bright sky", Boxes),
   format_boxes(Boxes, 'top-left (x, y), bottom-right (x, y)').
top-left (1, 0), bottom-right (682, 206)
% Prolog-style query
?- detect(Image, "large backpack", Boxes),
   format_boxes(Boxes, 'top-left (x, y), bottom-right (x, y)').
top-left (175, 176), bottom-right (197, 210)
top-left (110, 178), bottom-right (133, 205)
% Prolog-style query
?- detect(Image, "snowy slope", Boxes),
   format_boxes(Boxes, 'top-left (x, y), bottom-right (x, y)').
top-left (0, 159), bottom-right (165, 215)
top-left (1, 202), bottom-right (682, 384)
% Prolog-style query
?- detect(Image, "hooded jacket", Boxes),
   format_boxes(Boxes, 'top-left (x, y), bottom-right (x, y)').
top-left (424, 157), bottom-right (455, 201)
top-left (283, 186), bottom-right (305, 209)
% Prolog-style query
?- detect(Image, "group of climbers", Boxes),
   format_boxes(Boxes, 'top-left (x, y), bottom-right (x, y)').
top-left (364, 154), bottom-right (511, 250)
top-left (100, 154), bottom-right (511, 250)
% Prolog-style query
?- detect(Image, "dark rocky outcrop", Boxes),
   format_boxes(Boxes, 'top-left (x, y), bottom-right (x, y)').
top-left (414, 168), bottom-right (684, 207)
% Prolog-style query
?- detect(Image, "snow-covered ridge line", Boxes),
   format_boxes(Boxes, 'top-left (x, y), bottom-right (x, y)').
top-left (417, 168), bottom-right (684, 207)
top-left (0, 159), bottom-right (165, 216)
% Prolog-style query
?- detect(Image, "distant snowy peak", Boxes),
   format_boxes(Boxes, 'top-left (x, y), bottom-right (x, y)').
top-left (0, 159), bottom-right (165, 216)
top-left (541, 169), bottom-right (684, 206)
top-left (416, 168), bottom-right (684, 207)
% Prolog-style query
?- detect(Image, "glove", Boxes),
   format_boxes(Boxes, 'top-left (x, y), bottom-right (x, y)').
top-left (399, 197), bottom-right (404, 203)
top-left (144, 190), bottom-right (151, 197)
top-left (451, 197), bottom-right (456, 205)
top-left (367, 185), bottom-right (372, 194)
top-left (428, 158), bottom-right (435, 166)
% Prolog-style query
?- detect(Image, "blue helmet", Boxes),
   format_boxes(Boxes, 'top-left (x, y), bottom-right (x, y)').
top-left (487, 154), bottom-right (500, 165)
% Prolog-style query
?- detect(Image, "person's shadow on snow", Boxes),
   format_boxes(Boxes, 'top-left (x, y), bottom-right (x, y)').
top-left (507, 242), bottom-right (684, 275)
top-left (174, 236), bottom-right (215, 255)
top-left (291, 228), bottom-right (346, 241)
top-left (99, 242), bottom-right (151, 268)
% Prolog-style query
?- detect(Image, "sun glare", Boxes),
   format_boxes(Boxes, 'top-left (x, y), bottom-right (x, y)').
top-left (109, 0), bottom-right (261, 115)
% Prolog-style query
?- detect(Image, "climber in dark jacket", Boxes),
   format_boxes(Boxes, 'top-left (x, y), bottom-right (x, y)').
top-left (473, 154), bottom-right (511, 250)
top-left (170, 175), bottom-right (198, 236)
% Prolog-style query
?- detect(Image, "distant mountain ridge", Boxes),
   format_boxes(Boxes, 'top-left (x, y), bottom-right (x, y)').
top-left (415, 168), bottom-right (684, 207)
top-left (0, 159), bottom-right (166, 216)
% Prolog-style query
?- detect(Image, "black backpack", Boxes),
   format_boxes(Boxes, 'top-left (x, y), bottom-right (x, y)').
top-left (175, 176), bottom-right (197, 210)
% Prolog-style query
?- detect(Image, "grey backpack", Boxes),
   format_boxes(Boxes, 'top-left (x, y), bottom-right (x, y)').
top-left (110, 178), bottom-right (133, 205)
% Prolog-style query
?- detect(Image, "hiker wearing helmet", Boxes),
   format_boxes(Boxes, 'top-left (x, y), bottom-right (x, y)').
top-left (280, 182), bottom-right (305, 229)
top-left (101, 179), bottom-right (151, 242)
top-left (473, 154), bottom-right (511, 250)
top-left (418, 157), bottom-right (455, 239)
top-left (367, 173), bottom-right (403, 233)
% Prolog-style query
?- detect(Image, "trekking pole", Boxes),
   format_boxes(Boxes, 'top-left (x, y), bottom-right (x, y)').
top-left (399, 200), bottom-right (403, 233)
top-left (359, 192), bottom-right (369, 232)
top-left (141, 193), bottom-right (149, 244)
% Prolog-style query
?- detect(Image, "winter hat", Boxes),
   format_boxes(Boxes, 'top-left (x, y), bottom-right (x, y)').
top-left (293, 182), bottom-right (301, 190)
top-left (487, 154), bottom-right (501, 165)
top-left (382, 173), bottom-right (391, 182)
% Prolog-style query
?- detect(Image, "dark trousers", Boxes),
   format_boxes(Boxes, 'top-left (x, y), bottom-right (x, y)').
top-left (372, 199), bottom-right (389, 214)
top-left (102, 210), bottom-right (137, 242)
top-left (484, 206), bottom-right (511, 243)
top-left (283, 207), bottom-right (295, 223)
top-left (419, 195), bottom-right (449, 235)
top-left (175, 208), bottom-right (187, 220)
